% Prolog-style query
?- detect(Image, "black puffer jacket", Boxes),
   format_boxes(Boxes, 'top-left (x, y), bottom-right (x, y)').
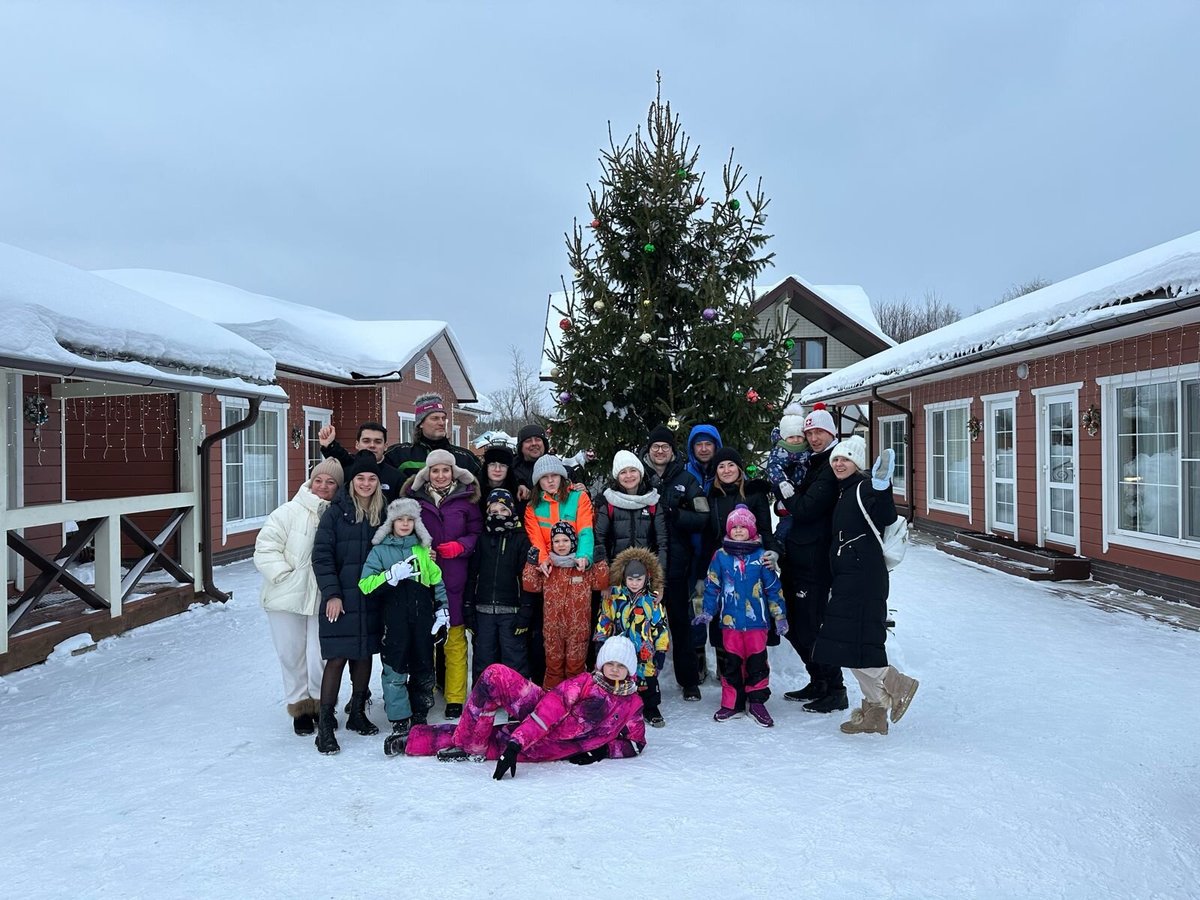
top-left (781, 444), bottom-right (839, 588)
top-left (643, 453), bottom-right (707, 581)
top-left (813, 472), bottom-right (897, 669)
top-left (593, 483), bottom-right (668, 571)
top-left (465, 527), bottom-right (533, 618)
top-left (312, 491), bottom-right (384, 660)
top-left (384, 435), bottom-right (481, 480)
top-left (701, 477), bottom-right (778, 566)
top-left (320, 441), bottom-right (403, 502)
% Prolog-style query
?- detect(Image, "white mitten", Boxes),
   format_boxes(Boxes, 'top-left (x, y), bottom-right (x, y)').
top-left (778, 481), bottom-right (795, 499)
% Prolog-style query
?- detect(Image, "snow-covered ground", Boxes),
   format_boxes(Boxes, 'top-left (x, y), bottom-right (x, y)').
top-left (2, 546), bottom-right (1198, 899)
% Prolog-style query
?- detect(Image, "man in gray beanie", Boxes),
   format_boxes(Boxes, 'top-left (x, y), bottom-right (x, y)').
top-left (384, 391), bottom-right (481, 481)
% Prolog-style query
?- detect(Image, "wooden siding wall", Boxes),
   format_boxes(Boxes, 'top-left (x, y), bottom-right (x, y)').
top-left (875, 324), bottom-right (1200, 585)
top-left (64, 393), bottom-right (179, 560)
top-left (14, 376), bottom-right (64, 586)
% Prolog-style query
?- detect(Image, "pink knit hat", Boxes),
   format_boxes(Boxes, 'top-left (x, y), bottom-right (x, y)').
top-left (725, 504), bottom-right (758, 540)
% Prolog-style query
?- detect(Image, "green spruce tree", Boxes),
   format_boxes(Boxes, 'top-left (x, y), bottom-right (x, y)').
top-left (544, 80), bottom-right (794, 471)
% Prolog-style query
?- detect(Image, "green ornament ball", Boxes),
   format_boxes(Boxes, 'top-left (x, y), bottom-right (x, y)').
top-left (785, 338), bottom-right (795, 349)
top-left (729, 199), bottom-right (741, 210)
top-left (675, 167), bottom-right (688, 179)
top-left (746, 464), bottom-right (759, 477)
top-left (644, 242), bottom-right (656, 253)
top-left (732, 330), bottom-right (744, 343)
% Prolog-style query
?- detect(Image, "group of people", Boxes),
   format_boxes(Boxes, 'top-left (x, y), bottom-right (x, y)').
top-left (253, 390), bottom-right (920, 777)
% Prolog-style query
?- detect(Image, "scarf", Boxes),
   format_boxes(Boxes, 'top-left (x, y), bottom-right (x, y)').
top-left (593, 671), bottom-right (638, 696)
top-left (485, 512), bottom-right (519, 534)
top-left (429, 483), bottom-right (453, 507)
top-left (722, 537), bottom-right (761, 557)
top-left (602, 486), bottom-right (662, 510)
top-left (549, 552), bottom-right (578, 568)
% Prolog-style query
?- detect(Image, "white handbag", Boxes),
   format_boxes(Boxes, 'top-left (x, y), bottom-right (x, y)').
top-left (856, 483), bottom-right (909, 571)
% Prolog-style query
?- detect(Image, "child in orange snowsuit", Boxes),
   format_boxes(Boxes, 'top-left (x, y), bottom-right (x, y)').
top-left (522, 521), bottom-right (608, 690)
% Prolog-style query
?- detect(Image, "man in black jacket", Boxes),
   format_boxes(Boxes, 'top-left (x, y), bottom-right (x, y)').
top-left (642, 425), bottom-right (706, 701)
top-left (512, 422), bottom-right (591, 500)
top-left (384, 393), bottom-right (481, 481)
top-left (318, 421), bottom-right (403, 502)
top-left (779, 406), bottom-right (847, 713)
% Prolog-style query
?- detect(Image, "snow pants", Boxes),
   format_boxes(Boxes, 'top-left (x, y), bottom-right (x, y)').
top-left (443, 625), bottom-right (469, 705)
top-left (720, 628), bottom-right (770, 709)
top-left (472, 612), bottom-right (529, 683)
top-left (543, 591), bottom-right (592, 690)
top-left (265, 609), bottom-right (324, 708)
top-left (406, 665), bottom-right (545, 760)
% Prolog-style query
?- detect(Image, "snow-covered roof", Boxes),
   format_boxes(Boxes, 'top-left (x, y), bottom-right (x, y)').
top-left (96, 269), bottom-right (476, 401)
top-left (0, 242), bottom-right (282, 399)
top-left (756, 275), bottom-right (895, 346)
top-left (801, 230), bottom-right (1200, 403)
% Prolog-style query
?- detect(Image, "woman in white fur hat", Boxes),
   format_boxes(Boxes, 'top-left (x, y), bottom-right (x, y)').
top-left (592, 449), bottom-right (668, 571)
top-left (813, 435), bottom-right (919, 736)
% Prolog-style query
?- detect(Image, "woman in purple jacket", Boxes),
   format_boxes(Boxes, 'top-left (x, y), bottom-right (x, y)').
top-left (401, 449), bottom-right (483, 718)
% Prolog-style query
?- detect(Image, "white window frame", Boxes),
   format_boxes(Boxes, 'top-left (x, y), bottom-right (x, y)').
top-left (1031, 383), bottom-right (1082, 554)
top-left (1098, 364), bottom-right (1200, 557)
top-left (925, 399), bottom-right (972, 517)
top-left (220, 398), bottom-right (288, 538)
top-left (303, 405), bottom-right (332, 479)
top-left (981, 390), bottom-right (1020, 538)
top-left (452, 424), bottom-right (461, 446)
top-left (396, 411), bottom-right (416, 445)
top-left (877, 414), bottom-right (908, 498)
top-left (414, 354), bottom-right (432, 383)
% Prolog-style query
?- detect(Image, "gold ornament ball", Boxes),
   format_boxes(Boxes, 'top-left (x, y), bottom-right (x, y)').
top-left (639, 332), bottom-right (652, 344)
top-left (550, 367), bottom-right (561, 378)
top-left (667, 415), bottom-right (680, 430)
top-left (642, 299), bottom-right (652, 308)
top-left (593, 300), bottom-right (605, 312)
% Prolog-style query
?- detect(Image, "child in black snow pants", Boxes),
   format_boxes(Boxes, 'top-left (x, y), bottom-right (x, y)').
top-left (359, 498), bottom-right (449, 756)
top-left (464, 489), bottom-right (533, 682)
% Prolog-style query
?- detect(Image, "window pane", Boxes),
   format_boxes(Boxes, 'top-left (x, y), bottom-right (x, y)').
top-left (804, 339), bottom-right (826, 369)
top-left (946, 407), bottom-right (970, 505)
top-left (1185, 383), bottom-right (1200, 540)
top-left (1115, 383), bottom-right (1179, 538)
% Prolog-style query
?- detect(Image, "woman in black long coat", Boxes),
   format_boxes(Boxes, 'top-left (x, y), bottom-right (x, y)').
top-left (812, 437), bottom-right (918, 736)
top-left (311, 451), bottom-right (386, 754)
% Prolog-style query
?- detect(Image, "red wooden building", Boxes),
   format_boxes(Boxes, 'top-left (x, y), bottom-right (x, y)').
top-left (802, 231), bottom-right (1200, 605)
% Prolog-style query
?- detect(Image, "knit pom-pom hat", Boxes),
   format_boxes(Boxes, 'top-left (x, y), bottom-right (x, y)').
top-left (802, 402), bottom-right (836, 437)
top-left (725, 503), bottom-right (758, 540)
top-left (779, 402), bottom-right (807, 440)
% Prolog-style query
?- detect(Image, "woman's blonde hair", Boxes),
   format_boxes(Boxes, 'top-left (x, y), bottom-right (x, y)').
top-left (352, 485), bottom-right (384, 527)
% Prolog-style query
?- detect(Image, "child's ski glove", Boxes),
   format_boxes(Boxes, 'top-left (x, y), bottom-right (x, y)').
top-left (493, 741), bottom-right (520, 780)
top-left (775, 617), bottom-right (790, 637)
top-left (778, 481), bottom-right (795, 499)
top-left (431, 608), bottom-right (449, 638)
top-left (567, 746), bottom-right (609, 766)
top-left (436, 541), bottom-right (466, 559)
top-left (386, 560), bottom-right (415, 585)
top-left (691, 612), bottom-right (712, 627)
top-left (871, 448), bottom-right (896, 491)
top-left (762, 550), bottom-right (779, 571)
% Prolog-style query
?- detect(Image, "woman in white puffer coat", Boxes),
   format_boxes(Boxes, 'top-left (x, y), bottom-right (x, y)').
top-left (254, 458), bottom-right (344, 736)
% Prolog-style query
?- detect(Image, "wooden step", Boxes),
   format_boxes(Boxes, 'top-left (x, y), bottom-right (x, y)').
top-left (950, 531), bottom-right (1092, 580)
top-left (936, 540), bottom-right (1058, 581)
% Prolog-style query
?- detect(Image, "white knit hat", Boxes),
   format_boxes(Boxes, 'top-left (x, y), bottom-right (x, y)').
top-left (779, 402), bottom-right (807, 439)
top-left (830, 434), bottom-right (867, 471)
top-left (595, 634), bottom-right (637, 678)
top-left (802, 402), bottom-right (837, 437)
top-left (611, 449), bottom-right (644, 479)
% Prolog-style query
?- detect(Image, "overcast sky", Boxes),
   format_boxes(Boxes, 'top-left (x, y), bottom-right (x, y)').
top-left (3, 1), bottom-right (1198, 397)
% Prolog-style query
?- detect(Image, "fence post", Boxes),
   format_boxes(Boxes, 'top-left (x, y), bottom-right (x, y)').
top-left (95, 514), bottom-right (122, 617)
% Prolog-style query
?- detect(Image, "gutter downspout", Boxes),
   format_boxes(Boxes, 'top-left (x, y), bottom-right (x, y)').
top-left (198, 398), bottom-right (261, 601)
top-left (872, 386), bottom-right (915, 523)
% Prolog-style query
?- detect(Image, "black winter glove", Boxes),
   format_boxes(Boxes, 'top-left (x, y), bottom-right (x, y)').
top-left (567, 746), bottom-right (609, 766)
top-left (463, 606), bottom-right (477, 633)
top-left (493, 740), bottom-right (520, 780)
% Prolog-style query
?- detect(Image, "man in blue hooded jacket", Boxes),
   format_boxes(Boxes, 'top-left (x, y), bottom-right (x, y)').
top-left (683, 423), bottom-right (723, 681)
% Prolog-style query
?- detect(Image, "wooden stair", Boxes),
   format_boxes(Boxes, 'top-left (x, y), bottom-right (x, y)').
top-left (936, 531), bottom-right (1091, 582)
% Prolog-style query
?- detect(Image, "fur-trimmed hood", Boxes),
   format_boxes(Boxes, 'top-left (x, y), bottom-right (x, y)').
top-left (608, 546), bottom-right (664, 596)
top-left (373, 498), bottom-right (433, 546)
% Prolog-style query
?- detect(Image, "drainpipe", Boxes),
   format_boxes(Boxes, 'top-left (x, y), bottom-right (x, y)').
top-left (872, 386), bottom-right (915, 523)
top-left (198, 398), bottom-right (261, 601)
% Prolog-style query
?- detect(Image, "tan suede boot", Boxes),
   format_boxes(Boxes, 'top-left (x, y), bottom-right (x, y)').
top-left (882, 667), bottom-right (919, 723)
top-left (840, 700), bottom-right (888, 735)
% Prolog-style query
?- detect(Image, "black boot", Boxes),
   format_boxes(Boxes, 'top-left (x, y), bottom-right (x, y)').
top-left (346, 691), bottom-right (379, 735)
top-left (343, 687), bottom-right (372, 716)
top-left (784, 681), bottom-right (826, 703)
top-left (803, 686), bottom-right (849, 713)
top-left (383, 719), bottom-right (411, 757)
top-left (293, 712), bottom-right (316, 736)
top-left (315, 704), bottom-right (340, 755)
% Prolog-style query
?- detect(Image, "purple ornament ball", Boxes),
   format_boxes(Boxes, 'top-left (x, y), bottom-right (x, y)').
top-left (702, 307), bottom-right (717, 321)
top-left (559, 391), bottom-right (572, 403)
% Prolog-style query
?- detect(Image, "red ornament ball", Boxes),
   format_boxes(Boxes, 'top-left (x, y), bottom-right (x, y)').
top-left (590, 218), bottom-right (600, 229)
top-left (746, 388), bottom-right (760, 403)
top-left (559, 318), bottom-right (572, 331)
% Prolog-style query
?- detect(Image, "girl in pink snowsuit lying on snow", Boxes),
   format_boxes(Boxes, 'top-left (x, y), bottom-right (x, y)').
top-left (403, 634), bottom-right (646, 778)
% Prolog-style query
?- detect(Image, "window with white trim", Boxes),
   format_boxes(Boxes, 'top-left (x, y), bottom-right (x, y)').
top-left (453, 424), bottom-right (461, 445)
top-left (878, 415), bottom-right (907, 496)
top-left (304, 406), bottom-right (332, 476)
top-left (1111, 377), bottom-right (1199, 542)
top-left (414, 354), bottom-right (432, 382)
top-left (927, 402), bottom-right (970, 510)
top-left (397, 411), bottom-right (416, 445)
top-left (222, 400), bottom-right (287, 529)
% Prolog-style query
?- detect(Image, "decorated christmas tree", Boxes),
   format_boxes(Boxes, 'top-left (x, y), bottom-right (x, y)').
top-left (544, 79), bottom-right (794, 471)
